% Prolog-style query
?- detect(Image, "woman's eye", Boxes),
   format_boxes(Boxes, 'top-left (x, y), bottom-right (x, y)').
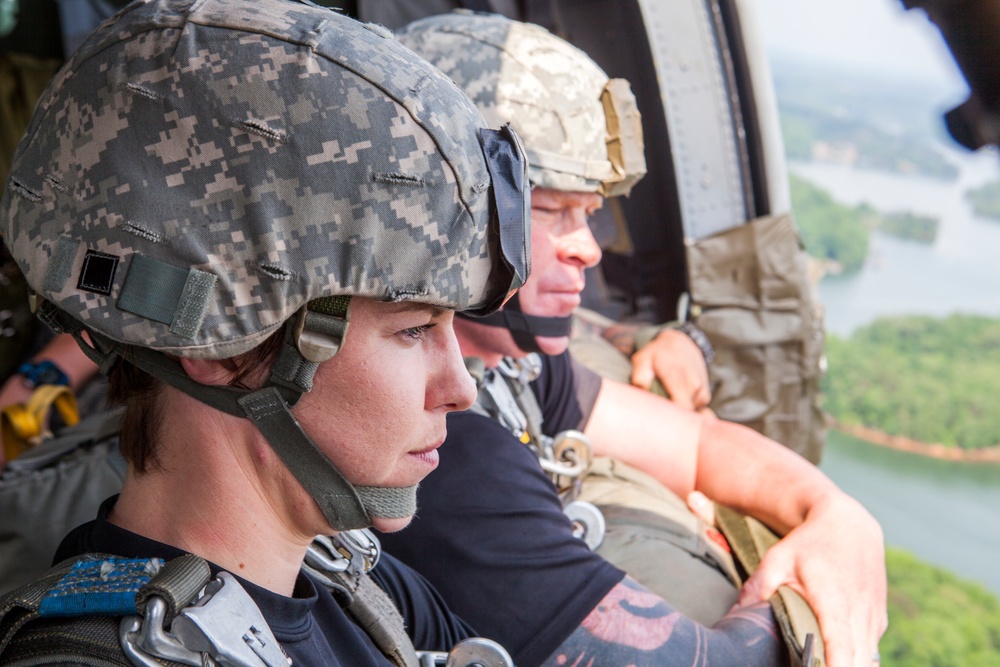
top-left (401, 323), bottom-right (434, 341)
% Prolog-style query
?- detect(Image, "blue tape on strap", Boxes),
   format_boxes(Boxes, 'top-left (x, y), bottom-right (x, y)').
top-left (38, 557), bottom-right (164, 617)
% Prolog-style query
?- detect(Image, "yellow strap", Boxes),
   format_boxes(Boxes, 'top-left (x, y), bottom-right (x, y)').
top-left (1, 384), bottom-right (79, 462)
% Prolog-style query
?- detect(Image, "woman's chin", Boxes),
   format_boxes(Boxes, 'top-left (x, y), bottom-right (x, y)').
top-left (371, 515), bottom-right (414, 533)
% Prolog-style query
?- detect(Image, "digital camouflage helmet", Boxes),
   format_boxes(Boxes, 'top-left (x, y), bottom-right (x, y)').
top-left (397, 11), bottom-right (645, 350)
top-left (1, 0), bottom-right (530, 530)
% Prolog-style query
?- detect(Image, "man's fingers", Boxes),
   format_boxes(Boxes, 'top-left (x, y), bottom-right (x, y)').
top-left (665, 378), bottom-right (694, 410)
top-left (630, 361), bottom-right (655, 391)
top-left (692, 384), bottom-right (712, 411)
top-left (737, 546), bottom-right (793, 606)
top-left (686, 491), bottom-right (715, 525)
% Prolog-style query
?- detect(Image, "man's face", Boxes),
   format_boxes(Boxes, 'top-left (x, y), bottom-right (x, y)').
top-left (455, 187), bottom-right (603, 361)
top-left (292, 297), bottom-right (476, 533)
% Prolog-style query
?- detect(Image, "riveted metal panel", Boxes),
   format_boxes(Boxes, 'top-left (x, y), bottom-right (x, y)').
top-left (637, 0), bottom-right (750, 240)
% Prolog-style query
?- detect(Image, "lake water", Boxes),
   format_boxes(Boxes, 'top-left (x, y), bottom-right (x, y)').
top-left (793, 151), bottom-right (1000, 336)
top-left (823, 430), bottom-right (1000, 595)
top-left (790, 149), bottom-right (1000, 595)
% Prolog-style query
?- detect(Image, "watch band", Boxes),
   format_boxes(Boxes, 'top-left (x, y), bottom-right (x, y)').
top-left (674, 321), bottom-right (715, 365)
top-left (634, 320), bottom-right (715, 365)
top-left (17, 359), bottom-right (70, 388)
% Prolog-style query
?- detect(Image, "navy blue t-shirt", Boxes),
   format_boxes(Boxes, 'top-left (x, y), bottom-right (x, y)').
top-left (379, 352), bottom-right (624, 667)
top-left (53, 497), bottom-right (474, 666)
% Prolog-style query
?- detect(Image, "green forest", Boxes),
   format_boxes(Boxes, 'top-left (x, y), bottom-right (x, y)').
top-left (883, 548), bottom-right (1000, 666)
top-left (790, 175), bottom-right (939, 271)
top-left (878, 211), bottom-right (939, 243)
top-left (966, 181), bottom-right (1000, 220)
top-left (780, 105), bottom-right (958, 180)
top-left (790, 174), bottom-right (870, 271)
top-left (823, 314), bottom-right (1000, 449)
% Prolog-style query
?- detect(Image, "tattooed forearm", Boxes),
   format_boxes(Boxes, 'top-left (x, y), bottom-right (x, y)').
top-left (543, 578), bottom-right (787, 667)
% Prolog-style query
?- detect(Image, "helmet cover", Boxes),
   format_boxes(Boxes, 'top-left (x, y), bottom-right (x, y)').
top-left (396, 11), bottom-right (646, 197)
top-left (2, 0), bottom-right (526, 360)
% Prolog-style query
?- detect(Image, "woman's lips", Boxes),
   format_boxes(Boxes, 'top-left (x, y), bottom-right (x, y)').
top-left (408, 440), bottom-right (443, 468)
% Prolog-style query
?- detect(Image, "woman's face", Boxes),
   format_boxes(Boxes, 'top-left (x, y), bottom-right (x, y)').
top-left (292, 297), bottom-right (476, 532)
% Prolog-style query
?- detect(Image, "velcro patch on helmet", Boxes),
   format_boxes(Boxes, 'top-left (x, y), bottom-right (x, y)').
top-left (117, 254), bottom-right (217, 340)
top-left (77, 250), bottom-right (121, 296)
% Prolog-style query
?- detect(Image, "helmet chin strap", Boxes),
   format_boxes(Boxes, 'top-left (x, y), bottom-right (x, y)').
top-left (41, 300), bottom-right (415, 532)
top-left (459, 292), bottom-right (572, 354)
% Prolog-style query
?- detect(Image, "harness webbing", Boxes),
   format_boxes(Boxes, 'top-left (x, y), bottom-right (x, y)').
top-left (303, 533), bottom-right (418, 667)
top-left (715, 506), bottom-right (824, 667)
top-left (468, 355), bottom-right (592, 499)
top-left (0, 554), bottom-right (190, 667)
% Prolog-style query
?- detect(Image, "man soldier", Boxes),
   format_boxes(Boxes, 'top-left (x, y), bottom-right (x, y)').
top-left (0, 1), bottom-right (530, 665)
top-left (383, 12), bottom-right (888, 667)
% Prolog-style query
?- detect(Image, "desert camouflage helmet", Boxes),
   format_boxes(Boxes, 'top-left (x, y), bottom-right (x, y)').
top-left (2, 0), bottom-right (529, 362)
top-left (0, 0), bottom-right (531, 531)
top-left (396, 10), bottom-right (646, 197)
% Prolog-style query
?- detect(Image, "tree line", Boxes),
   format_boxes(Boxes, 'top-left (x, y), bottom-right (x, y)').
top-left (791, 174), bottom-right (938, 273)
top-left (823, 314), bottom-right (1000, 450)
top-left (882, 547), bottom-right (1000, 666)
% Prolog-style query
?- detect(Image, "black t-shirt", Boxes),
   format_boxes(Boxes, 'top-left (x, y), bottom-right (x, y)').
top-left (379, 352), bottom-right (624, 667)
top-left (53, 497), bottom-right (474, 666)
top-left (529, 351), bottom-right (603, 435)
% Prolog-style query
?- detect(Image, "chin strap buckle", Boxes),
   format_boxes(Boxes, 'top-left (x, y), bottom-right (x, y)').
top-left (120, 571), bottom-right (291, 667)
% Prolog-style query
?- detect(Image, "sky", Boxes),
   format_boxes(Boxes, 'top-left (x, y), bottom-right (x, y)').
top-left (749, 0), bottom-right (967, 95)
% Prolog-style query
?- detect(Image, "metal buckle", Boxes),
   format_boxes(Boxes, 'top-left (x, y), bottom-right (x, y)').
top-left (305, 530), bottom-right (381, 580)
top-left (482, 369), bottom-right (529, 440)
top-left (495, 353), bottom-right (542, 385)
top-left (802, 632), bottom-right (815, 667)
top-left (120, 572), bottom-right (291, 667)
top-left (537, 429), bottom-right (592, 480)
top-left (416, 637), bottom-right (515, 667)
top-left (563, 500), bottom-right (606, 551)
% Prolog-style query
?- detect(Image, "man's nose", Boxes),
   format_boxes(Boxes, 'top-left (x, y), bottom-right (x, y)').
top-left (559, 224), bottom-right (603, 269)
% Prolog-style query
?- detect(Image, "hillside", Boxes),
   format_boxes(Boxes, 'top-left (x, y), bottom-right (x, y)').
top-left (823, 314), bottom-right (1000, 450)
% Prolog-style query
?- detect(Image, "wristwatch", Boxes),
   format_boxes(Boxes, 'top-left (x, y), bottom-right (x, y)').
top-left (17, 360), bottom-right (70, 388)
top-left (674, 321), bottom-right (715, 365)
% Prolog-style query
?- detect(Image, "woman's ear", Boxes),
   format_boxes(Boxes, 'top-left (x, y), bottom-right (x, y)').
top-left (178, 356), bottom-right (238, 387)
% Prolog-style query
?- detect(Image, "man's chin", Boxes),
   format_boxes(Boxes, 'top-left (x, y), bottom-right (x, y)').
top-left (532, 335), bottom-right (570, 357)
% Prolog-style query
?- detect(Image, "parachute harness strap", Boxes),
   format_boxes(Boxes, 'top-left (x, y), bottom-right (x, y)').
top-left (303, 532), bottom-right (515, 667)
top-left (470, 354), bottom-right (604, 548)
top-left (121, 554), bottom-right (292, 667)
top-left (472, 354), bottom-right (593, 497)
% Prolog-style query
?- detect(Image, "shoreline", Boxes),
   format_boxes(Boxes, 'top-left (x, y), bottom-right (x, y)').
top-left (829, 418), bottom-right (1000, 463)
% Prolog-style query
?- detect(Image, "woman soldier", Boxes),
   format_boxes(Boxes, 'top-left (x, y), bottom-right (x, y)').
top-left (0, 1), bottom-right (528, 665)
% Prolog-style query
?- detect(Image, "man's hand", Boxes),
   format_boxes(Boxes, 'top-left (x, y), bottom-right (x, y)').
top-left (738, 493), bottom-right (888, 667)
top-left (630, 328), bottom-right (711, 411)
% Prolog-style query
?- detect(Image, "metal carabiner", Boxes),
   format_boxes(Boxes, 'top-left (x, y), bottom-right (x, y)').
top-left (416, 637), bottom-right (515, 667)
top-left (306, 529), bottom-right (381, 579)
top-left (120, 572), bottom-right (291, 667)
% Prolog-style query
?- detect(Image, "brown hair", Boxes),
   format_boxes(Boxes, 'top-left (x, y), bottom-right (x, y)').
top-left (107, 330), bottom-right (286, 474)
